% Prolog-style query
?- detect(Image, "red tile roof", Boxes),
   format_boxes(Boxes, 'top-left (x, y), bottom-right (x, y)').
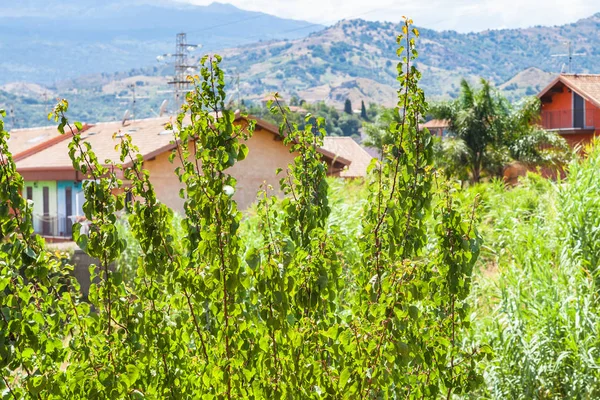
top-left (12, 124), bottom-right (90, 162)
top-left (538, 74), bottom-right (600, 108)
top-left (322, 137), bottom-right (374, 178)
top-left (16, 117), bottom-right (173, 172)
top-left (420, 119), bottom-right (450, 129)
top-left (15, 114), bottom-right (350, 173)
top-left (7, 125), bottom-right (65, 160)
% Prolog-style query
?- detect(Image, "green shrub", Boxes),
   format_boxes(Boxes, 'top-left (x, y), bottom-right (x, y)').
top-left (470, 147), bottom-right (600, 398)
top-left (0, 20), bottom-right (484, 398)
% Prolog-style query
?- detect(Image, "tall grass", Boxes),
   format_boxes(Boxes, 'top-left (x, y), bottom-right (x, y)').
top-left (470, 143), bottom-right (600, 399)
top-left (302, 144), bottom-right (600, 398)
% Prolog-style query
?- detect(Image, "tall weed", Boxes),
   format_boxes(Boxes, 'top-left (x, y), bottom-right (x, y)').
top-left (472, 143), bottom-right (600, 398)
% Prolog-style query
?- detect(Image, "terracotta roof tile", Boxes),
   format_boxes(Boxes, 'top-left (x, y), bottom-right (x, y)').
top-left (16, 117), bottom-right (175, 171)
top-left (421, 119), bottom-right (450, 129)
top-left (321, 137), bottom-right (374, 178)
top-left (538, 74), bottom-right (600, 108)
top-left (7, 125), bottom-right (64, 158)
top-left (560, 74), bottom-right (600, 107)
top-left (15, 115), bottom-right (351, 173)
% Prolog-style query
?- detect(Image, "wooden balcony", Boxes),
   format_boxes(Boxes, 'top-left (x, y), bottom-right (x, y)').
top-left (541, 109), bottom-right (597, 132)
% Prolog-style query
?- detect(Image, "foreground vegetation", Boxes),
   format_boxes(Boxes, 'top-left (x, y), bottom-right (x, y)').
top-left (2, 17), bottom-right (600, 399)
top-left (1, 21), bottom-right (487, 398)
top-left (117, 147), bottom-right (600, 398)
top-left (245, 146), bottom-right (600, 398)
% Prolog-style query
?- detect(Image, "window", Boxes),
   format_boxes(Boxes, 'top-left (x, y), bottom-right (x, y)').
top-left (65, 186), bottom-right (73, 236)
top-left (573, 92), bottom-right (585, 129)
top-left (42, 187), bottom-right (50, 235)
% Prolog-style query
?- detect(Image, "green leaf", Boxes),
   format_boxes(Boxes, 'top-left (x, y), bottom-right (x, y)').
top-left (125, 364), bottom-right (140, 386)
top-left (24, 247), bottom-right (37, 259)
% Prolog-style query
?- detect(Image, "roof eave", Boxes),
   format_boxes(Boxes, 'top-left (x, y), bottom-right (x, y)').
top-left (538, 75), bottom-right (600, 109)
top-left (12, 123), bottom-right (92, 162)
top-left (240, 114), bottom-right (352, 166)
top-left (537, 75), bottom-right (563, 100)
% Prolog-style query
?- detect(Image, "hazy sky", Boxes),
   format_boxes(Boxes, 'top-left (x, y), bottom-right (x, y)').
top-left (182, 0), bottom-right (600, 32)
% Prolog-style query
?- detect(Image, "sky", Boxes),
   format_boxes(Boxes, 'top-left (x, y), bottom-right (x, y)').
top-left (181, 0), bottom-right (600, 32)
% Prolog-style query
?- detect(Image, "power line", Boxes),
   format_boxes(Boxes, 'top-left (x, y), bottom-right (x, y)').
top-left (240, 7), bottom-right (385, 40)
top-left (187, 14), bottom-right (265, 34)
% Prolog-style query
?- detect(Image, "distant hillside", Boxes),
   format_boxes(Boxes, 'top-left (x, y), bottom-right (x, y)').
top-left (217, 13), bottom-right (600, 104)
top-left (498, 67), bottom-right (556, 101)
top-left (0, 1), bottom-right (322, 84)
top-left (4, 12), bottom-right (600, 128)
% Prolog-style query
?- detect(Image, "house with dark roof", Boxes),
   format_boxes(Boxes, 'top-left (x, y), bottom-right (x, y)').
top-left (12, 114), bottom-right (351, 237)
top-left (538, 74), bottom-right (600, 147)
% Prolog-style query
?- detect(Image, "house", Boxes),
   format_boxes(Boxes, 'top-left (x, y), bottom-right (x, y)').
top-left (288, 106), bottom-right (308, 114)
top-left (420, 119), bottom-right (451, 137)
top-left (14, 114), bottom-right (350, 237)
top-left (7, 124), bottom-right (90, 236)
top-left (260, 94), bottom-right (285, 107)
top-left (538, 74), bottom-right (600, 147)
top-left (321, 137), bottom-right (374, 178)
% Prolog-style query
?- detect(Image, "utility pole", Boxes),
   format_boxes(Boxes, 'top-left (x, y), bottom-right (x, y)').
top-left (234, 70), bottom-right (240, 109)
top-left (157, 33), bottom-right (201, 111)
top-left (9, 105), bottom-right (16, 130)
top-left (43, 92), bottom-right (49, 116)
top-left (551, 41), bottom-right (585, 73)
top-left (128, 83), bottom-right (136, 122)
top-left (234, 72), bottom-right (238, 108)
top-left (224, 68), bottom-right (241, 109)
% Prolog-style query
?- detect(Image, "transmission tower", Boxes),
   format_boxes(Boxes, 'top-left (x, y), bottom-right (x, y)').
top-left (157, 33), bottom-right (201, 111)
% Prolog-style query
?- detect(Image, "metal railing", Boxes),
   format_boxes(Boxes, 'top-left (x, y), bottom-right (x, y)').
top-left (540, 109), bottom-right (596, 130)
top-left (33, 214), bottom-right (76, 237)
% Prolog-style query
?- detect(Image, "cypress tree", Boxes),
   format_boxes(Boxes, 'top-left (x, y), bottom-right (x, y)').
top-left (360, 100), bottom-right (368, 120)
top-left (344, 98), bottom-right (352, 114)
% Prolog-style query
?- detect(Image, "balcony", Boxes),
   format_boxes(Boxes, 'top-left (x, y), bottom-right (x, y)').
top-left (33, 214), bottom-right (76, 238)
top-left (540, 109), bottom-right (597, 131)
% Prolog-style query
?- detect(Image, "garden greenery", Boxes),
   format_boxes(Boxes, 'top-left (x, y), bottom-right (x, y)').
top-left (466, 148), bottom-right (600, 399)
top-left (1, 20), bottom-right (486, 398)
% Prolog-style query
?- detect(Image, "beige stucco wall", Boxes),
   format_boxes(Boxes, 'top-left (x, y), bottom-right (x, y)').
top-left (144, 126), bottom-right (297, 214)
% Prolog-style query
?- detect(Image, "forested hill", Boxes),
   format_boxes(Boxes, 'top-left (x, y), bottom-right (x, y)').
top-left (0, 1), bottom-right (322, 84)
top-left (219, 12), bottom-right (600, 105)
top-left (3, 11), bottom-right (600, 127)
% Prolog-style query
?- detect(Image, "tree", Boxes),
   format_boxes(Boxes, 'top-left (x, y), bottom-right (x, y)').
top-left (0, 20), bottom-right (485, 398)
top-left (360, 100), bottom-right (368, 120)
top-left (431, 78), bottom-right (569, 182)
top-left (362, 106), bottom-right (401, 150)
top-left (344, 98), bottom-right (352, 114)
top-left (338, 114), bottom-right (361, 137)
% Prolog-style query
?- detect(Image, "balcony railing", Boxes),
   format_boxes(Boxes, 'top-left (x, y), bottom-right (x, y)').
top-left (33, 214), bottom-right (77, 238)
top-left (541, 109), bottom-right (597, 130)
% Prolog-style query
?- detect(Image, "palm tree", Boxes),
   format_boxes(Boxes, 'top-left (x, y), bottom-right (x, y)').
top-left (431, 78), bottom-right (569, 182)
top-left (362, 107), bottom-right (402, 150)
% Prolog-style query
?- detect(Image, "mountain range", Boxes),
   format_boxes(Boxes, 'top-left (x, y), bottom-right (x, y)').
top-left (218, 14), bottom-right (600, 106)
top-left (0, 0), bottom-right (322, 84)
top-left (2, 2), bottom-right (600, 128)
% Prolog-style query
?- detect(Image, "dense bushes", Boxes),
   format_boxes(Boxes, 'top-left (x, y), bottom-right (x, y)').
top-left (460, 146), bottom-right (600, 398)
top-left (0, 20), bottom-right (484, 398)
